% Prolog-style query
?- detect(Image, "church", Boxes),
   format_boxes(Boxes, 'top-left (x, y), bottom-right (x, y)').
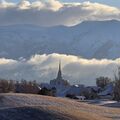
top-left (50, 61), bottom-right (70, 88)
top-left (41, 61), bottom-right (85, 97)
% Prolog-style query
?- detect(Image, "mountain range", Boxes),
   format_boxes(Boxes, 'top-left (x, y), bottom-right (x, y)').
top-left (0, 20), bottom-right (120, 59)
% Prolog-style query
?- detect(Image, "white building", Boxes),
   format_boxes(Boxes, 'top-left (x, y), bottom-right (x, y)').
top-left (50, 61), bottom-right (70, 89)
top-left (76, 96), bottom-right (86, 100)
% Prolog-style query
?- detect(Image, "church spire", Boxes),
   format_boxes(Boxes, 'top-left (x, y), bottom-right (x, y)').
top-left (57, 60), bottom-right (62, 80)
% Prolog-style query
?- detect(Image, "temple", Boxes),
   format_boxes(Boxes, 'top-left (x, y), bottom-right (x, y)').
top-left (57, 61), bottom-right (62, 80)
top-left (50, 61), bottom-right (70, 88)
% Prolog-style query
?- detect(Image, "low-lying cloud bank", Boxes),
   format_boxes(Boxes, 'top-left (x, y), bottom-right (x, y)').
top-left (0, 53), bottom-right (119, 85)
top-left (0, 0), bottom-right (120, 26)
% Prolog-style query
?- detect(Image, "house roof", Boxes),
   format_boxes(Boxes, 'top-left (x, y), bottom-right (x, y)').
top-left (98, 83), bottom-right (113, 96)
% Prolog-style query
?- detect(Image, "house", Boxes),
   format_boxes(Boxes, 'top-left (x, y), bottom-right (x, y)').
top-left (65, 84), bottom-right (85, 96)
top-left (82, 86), bottom-right (100, 99)
top-left (76, 96), bottom-right (86, 100)
top-left (86, 86), bottom-right (101, 93)
top-left (98, 83), bottom-right (114, 99)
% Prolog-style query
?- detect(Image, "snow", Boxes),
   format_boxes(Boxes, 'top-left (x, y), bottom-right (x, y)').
top-left (0, 20), bottom-right (120, 59)
top-left (4, 93), bottom-right (62, 107)
top-left (87, 99), bottom-right (117, 106)
top-left (0, 93), bottom-right (120, 120)
top-left (76, 96), bottom-right (86, 100)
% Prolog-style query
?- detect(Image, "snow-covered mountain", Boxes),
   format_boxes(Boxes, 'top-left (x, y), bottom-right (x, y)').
top-left (0, 20), bottom-right (120, 59)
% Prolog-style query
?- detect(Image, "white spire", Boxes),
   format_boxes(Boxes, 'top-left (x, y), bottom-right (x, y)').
top-left (57, 60), bottom-right (62, 80)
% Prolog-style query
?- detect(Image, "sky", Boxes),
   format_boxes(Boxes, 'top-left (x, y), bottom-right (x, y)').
top-left (0, 53), bottom-right (118, 85)
top-left (0, 0), bottom-right (120, 26)
top-left (0, 0), bottom-right (120, 84)
top-left (4, 0), bottom-right (120, 8)
top-left (62, 0), bottom-right (120, 8)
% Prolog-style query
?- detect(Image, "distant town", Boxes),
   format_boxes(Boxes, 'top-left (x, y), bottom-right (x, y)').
top-left (0, 61), bottom-right (120, 102)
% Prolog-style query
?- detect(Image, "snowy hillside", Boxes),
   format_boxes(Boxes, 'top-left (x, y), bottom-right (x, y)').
top-left (0, 20), bottom-right (120, 59)
top-left (0, 93), bottom-right (120, 120)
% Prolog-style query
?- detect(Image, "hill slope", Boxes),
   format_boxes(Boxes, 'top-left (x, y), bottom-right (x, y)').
top-left (0, 20), bottom-right (120, 59)
top-left (0, 93), bottom-right (120, 120)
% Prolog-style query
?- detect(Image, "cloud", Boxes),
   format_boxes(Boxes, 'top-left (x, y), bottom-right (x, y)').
top-left (0, 58), bottom-right (16, 64)
top-left (0, 53), bottom-right (119, 85)
top-left (0, 0), bottom-right (119, 26)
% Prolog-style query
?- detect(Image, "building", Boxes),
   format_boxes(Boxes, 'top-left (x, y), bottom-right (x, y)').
top-left (76, 96), bottom-right (86, 100)
top-left (50, 61), bottom-right (70, 88)
top-left (98, 83), bottom-right (114, 99)
top-left (41, 61), bottom-right (85, 97)
top-left (65, 84), bottom-right (85, 96)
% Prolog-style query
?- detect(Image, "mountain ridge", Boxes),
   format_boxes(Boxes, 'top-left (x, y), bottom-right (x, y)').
top-left (0, 20), bottom-right (120, 59)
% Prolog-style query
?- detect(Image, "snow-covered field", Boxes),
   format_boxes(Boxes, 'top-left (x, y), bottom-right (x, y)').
top-left (85, 99), bottom-right (118, 106)
top-left (0, 93), bottom-right (120, 120)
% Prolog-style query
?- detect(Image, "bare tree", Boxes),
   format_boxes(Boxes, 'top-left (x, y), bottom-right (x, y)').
top-left (15, 79), bottom-right (40, 94)
top-left (114, 67), bottom-right (120, 101)
top-left (8, 80), bottom-right (15, 92)
top-left (96, 76), bottom-right (111, 89)
top-left (0, 79), bottom-right (15, 93)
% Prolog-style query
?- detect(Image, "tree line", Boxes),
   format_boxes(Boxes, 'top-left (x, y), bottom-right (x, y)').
top-left (0, 79), bottom-right (40, 94)
top-left (66, 67), bottom-right (120, 102)
top-left (0, 79), bottom-right (56, 96)
top-left (0, 67), bottom-right (120, 101)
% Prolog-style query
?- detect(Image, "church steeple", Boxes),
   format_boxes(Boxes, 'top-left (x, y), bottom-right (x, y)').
top-left (57, 60), bottom-right (62, 80)
top-left (50, 60), bottom-right (70, 87)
